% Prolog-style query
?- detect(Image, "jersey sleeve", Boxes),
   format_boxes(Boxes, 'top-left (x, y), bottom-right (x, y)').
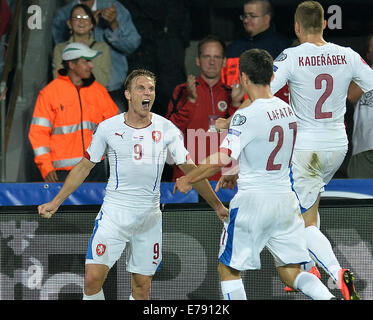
top-left (350, 48), bottom-right (373, 93)
top-left (85, 122), bottom-right (107, 163)
top-left (165, 121), bottom-right (189, 165)
top-left (219, 111), bottom-right (255, 160)
top-left (271, 50), bottom-right (292, 95)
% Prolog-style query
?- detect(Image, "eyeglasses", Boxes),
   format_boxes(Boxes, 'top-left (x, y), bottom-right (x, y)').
top-left (240, 14), bottom-right (263, 21)
top-left (72, 14), bottom-right (90, 22)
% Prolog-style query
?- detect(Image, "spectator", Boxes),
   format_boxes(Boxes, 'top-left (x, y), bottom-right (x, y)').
top-left (29, 42), bottom-right (118, 183)
top-left (347, 33), bottom-right (373, 178)
top-left (166, 35), bottom-right (242, 182)
top-left (122, 0), bottom-right (191, 117)
top-left (52, 0), bottom-right (141, 112)
top-left (52, 4), bottom-right (111, 88)
top-left (221, 0), bottom-right (291, 103)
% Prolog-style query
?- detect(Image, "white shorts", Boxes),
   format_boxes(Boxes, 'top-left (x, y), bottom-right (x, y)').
top-left (219, 191), bottom-right (310, 270)
top-left (85, 201), bottom-right (162, 275)
top-left (291, 148), bottom-right (347, 213)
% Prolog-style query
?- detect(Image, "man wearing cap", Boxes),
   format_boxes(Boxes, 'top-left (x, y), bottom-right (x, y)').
top-left (52, 0), bottom-right (141, 112)
top-left (29, 42), bottom-right (118, 182)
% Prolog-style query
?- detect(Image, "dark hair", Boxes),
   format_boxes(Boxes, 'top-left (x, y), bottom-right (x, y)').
top-left (239, 49), bottom-right (273, 85)
top-left (62, 60), bottom-right (70, 70)
top-left (197, 34), bottom-right (226, 57)
top-left (62, 58), bottom-right (80, 70)
top-left (124, 69), bottom-right (156, 91)
top-left (244, 0), bottom-right (273, 19)
top-left (69, 3), bottom-right (96, 26)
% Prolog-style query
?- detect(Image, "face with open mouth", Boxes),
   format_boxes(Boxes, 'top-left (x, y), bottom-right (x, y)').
top-left (126, 75), bottom-right (155, 118)
top-left (142, 98), bottom-right (151, 109)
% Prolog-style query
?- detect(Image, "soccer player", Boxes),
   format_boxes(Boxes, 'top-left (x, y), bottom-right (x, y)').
top-left (175, 49), bottom-right (336, 300)
top-left (270, 1), bottom-right (373, 299)
top-left (37, 69), bottom-right (228, 300)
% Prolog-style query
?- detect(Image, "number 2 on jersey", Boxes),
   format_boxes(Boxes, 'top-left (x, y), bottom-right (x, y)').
top-left (266, 122), bottom-right (297, 171)
top-left (315, 74), bottom-right (333, 119)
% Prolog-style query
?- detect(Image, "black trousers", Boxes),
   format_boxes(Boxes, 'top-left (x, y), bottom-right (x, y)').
top-left (56, 160), bottom-right (108, 182)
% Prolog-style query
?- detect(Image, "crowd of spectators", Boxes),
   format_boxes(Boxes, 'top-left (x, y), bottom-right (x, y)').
top-left (7, 0), bottom-right (370, 182)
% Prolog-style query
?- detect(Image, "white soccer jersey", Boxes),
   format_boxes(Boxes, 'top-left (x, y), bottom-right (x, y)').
top-left (220, 97), bottom-right (297, 192)
top-left (86, 113), bottom-right (189, 207)
top-left (271, 42), bottom-right (373, 150)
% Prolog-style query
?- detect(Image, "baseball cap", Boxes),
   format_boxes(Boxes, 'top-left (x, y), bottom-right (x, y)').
top-left (62, 42), bottom-right (100, 61)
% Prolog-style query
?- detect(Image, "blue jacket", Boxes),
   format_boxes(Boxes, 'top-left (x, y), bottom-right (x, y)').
top-left (52, 0), bottom-right (141, 91)
top-left (226, 24), bottom-right (291, 60)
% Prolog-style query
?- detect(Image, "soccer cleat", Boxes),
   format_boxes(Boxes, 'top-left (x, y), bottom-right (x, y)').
top-left (338, 269), bottom-right (360, 300)
top-left (309, 266), bottom-right (321, 278)
top-left (284, 266), bottom-right (321, 293)
top-left (284, 285), bottom-right (296, 293)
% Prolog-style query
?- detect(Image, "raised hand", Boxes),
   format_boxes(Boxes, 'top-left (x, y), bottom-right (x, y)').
top-left (186, 75), bottom-right (197, 103)
top-left (231, 80), bottom-right (245, 107)
top-left (215, 117), bottom-right (229, 132)
top-left (101, 3), bottom-right (117, 24)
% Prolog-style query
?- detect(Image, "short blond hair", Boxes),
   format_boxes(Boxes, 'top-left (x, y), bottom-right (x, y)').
top-left (295, 1), bottom-right (324, 34)
top-left (124, 69), bottom-right (156, 91)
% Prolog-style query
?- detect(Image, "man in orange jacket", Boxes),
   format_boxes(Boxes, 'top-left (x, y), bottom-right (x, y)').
top-left (29, 42), bottom-right (118, 182)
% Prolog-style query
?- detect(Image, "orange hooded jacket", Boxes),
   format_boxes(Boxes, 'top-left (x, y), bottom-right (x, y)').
top-left (29, 70), bottom-right (118, 179)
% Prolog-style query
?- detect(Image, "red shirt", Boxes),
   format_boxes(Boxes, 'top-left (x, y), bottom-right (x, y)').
top-left (166, 75), bottom-right (238, 181)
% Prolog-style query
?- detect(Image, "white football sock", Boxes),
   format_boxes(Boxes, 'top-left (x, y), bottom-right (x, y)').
top-left (220, 278), bottom-right (247, 300)
top-left (305, 225), bottom-right (341, 283)
top-left (83, 289), bottom-right (105, 300)
top-left (293, 271), bottom-right (334, 300)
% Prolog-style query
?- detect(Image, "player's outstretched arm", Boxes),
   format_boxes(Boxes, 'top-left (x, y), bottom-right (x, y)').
top-left (215, 162), bottom-right (239, 192)
top-left (178, 152), bottom-right (232, 188)
top-left (347, 81), bottom-right (364, 104)
top-left (38, 158), bottom-right (96, 219)
top-left (215, 98), bottom-right (252, 131)
top-left (176, 154), bottom-right (232, 222)
top-left (215, 117), bottom-right (231, 132)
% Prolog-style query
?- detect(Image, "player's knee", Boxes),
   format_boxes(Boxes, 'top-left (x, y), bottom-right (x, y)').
top-left (218, 262), bottom-right (240, 281)
top-left (84, 268), bottom-right (106, 294)
top-left (132, 281), bottom-right (151, 300)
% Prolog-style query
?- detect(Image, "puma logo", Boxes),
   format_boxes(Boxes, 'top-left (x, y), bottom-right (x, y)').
top-left (115, 132), bottom-right (125, 139)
